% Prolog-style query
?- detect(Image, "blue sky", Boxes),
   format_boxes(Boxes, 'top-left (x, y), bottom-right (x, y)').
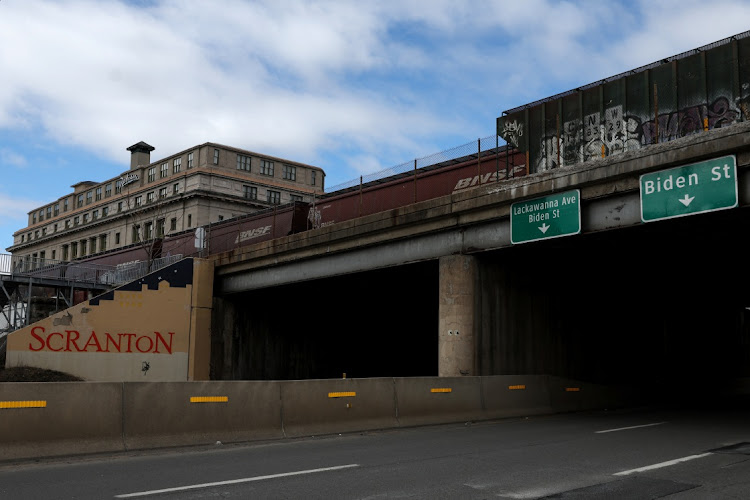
top-left (1, 0), bottom-right (749, 252)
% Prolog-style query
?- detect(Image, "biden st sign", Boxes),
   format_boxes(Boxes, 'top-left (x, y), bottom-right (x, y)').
top-left (640, 155), bottom-right (737, 223)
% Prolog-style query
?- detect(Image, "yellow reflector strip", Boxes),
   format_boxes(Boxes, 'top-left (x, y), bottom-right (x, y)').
top-left (431, 388), bottom-right (452, 393)
top-left (0, 400), bottom-right (47, 409)
top-left (190, 396), bottom-right (228, 403)
top-left (508, 385), bottom-right (526, 390)
top-left (566, 387), bottom-right (581, 392)
top-left (328, 392), bottom-right (356, 398)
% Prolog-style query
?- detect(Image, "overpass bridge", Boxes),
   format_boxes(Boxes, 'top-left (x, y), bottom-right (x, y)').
top-left (210, 121), bottom-right (750, 388)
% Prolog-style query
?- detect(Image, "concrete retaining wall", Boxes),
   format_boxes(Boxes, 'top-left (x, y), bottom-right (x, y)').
top-left (0, 375), bottom-right (628, 461)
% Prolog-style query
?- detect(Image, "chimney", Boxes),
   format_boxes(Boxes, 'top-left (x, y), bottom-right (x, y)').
top-left (127, 141), bottom-right (155, 170)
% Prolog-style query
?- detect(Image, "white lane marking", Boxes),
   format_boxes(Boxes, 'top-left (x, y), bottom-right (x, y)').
top-left (613, 453), bottom-right (713, 476)
top-left (595, 421), bottom-right (667, 434)
top-left (114, 464), bottom-right (360, 498)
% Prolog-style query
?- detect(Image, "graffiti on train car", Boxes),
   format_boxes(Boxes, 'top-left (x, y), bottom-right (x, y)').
top-left (234, 225), bottom-right (272, 244)
top-left (452, 165), bottom-right (528, 193)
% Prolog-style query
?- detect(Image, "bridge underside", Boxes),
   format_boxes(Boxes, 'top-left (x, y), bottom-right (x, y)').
top-left (212, 205), bottom-right (750, 391)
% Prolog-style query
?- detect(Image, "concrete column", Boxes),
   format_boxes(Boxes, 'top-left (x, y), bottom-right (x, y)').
top-left (438, 254), bottom-right (476, 376)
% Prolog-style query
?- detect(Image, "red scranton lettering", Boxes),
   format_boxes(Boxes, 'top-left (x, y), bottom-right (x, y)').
top-left (24, 329), bottom-right (176, 354)
top-left (153, 331), bottom-right (174, 354)
top-left (83, 331), bottom-right (104, 352)
top-left (29, 326), bottom-right (46, 351)
top-left (65, 330), bottom-right (84, 352)
top-left (135, 335), bottom-right (153, 353)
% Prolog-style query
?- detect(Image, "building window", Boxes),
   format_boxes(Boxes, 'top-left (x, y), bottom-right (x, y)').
top-left (283, 165), bottom-right (296, 181)
top-left (115, 232), bottom-right (121, 245)
top-left (117, 201), bottom-right (123, 213)
top-left (187, 214), bottom-right (192, 227)
top-left (92, 209), bottom-right (99, 220)
top-left (54, 204), bottom-right (59, 216)
top-left (243, 185), bottom-right (257, 200)
top-left (188, 152), bottom-right (194, 168)
top-left (173, 183), bottom-right (179, 195)
top-left (157, 218), bottom-right (165, 238)
top-left (135, 195), bottom-right (142, 207)
top-left (86, 191), bottom-right (93, 205)
top-left (132, 225), bottom-right (141, 243)
top-left (32, 213), bottom-right (37, 224)
top-left (160, 162), bottom-right (168, 178)
top-left (311, 170), bottom-right (317, 186)
top-left (159, 187), bottom-right (167, 199)
top-left (147, 192), bottom-right (155, 204)
top-left (291, 194), bottom-right (303, 202)
top-left (80, 239), bottom-right (87, 256)
top-left (73, 216), bottom-right (80, 226)
top-left (148, 167), bottom-right (156, 182)
top-left (51, 250), bottom-right (56, 260)
top-left (170, 217), bottom-right (177, 231)
top-left (71, 242), bottom-right (78, 259)
top-left (260, 160), bottom-right (274, 176)
top-left (213, 149), bottom-right (219, 164)
top-left (63, 198), bottom-right (69, 211)
top-left (95, 187), bottom-right (102, 201)
top-left (39, 209), bottom-right (44, 221)
top-left (218, 215), bottom-right (224, 221)
top-left (115, 182), bottom-right (122, 194)
top-left (46, 206), bottom-right (52, 219)
top-left (90, 237), bottom-right (97, 254)
top-left (83, 213), bottom-right (89, 223)
top-left (62, 245), bottom-right (69, 261)
top-left (105, 183), bottom-right (112, 197)
top-left (77, 194), bottom-right (84, 208)
top-left (100, 235), bottom-right (107, 252)
top-left (145, 222), bottom-right (153, 240)
top-left (42, 227), bottom-right (47, 236)
top-left (53, 223), bottom-right (58, 232)
top-left (267, 190), bottom-right (280, 204)
top-left (65, 220), bottom-right (70, 229)
top-left (173, 157), bottom-right (181, 173)
top-left (102, 206), bottom-right (109, 217)
top-left (237, 154), bottom-right (251, 171)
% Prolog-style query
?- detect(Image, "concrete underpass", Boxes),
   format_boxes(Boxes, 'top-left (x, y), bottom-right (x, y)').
top-left (213, 205), bottom-right (750, 395)
top-left (212, 261), bottom-right (439, 380)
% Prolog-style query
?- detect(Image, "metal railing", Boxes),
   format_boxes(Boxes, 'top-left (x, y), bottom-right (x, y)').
top-left (326, 134), bottom-right (504, 192)
top-left (103, 254), bottom-right (184, 286)
top-left (0, 254), bottom-right (116, 285)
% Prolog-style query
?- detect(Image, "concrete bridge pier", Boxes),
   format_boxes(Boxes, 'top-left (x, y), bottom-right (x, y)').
top-left (438, 254), bottom-right (477, 377)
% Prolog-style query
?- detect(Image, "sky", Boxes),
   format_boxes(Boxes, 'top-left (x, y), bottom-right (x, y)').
top-left (1, 0), bottom-right (749, 252)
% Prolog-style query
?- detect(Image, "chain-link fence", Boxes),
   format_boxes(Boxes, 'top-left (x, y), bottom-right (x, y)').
top-left (327, 135), bottom-right (506, 193)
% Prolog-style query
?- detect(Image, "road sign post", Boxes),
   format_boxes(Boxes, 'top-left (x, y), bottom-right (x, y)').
top-left (640, 155), bottom-right (737, 223)
top-left (510, 189), bottom-right (581, 244)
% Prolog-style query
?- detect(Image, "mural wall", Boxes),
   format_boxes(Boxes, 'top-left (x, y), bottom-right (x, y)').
top-left (5, 258), bottom-right (214, 381)
top-left (498, 33), bottom-right (750, 173)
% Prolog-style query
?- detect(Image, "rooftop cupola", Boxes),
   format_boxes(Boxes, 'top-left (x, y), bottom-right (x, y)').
top-left (127, 141), bottom-right (155, 170)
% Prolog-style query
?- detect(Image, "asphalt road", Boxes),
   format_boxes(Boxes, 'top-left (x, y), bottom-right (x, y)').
top-left (1, 404), bottom-right (749, 499)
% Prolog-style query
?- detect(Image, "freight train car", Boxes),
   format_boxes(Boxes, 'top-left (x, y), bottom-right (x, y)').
top-left (309, 147), bottom-right (527, 229)
top-left (498, 30), bottom-right (750, 174)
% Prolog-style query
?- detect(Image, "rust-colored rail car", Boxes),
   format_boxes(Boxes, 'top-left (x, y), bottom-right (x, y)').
top-left (311, 149), bottom-right (526, 228)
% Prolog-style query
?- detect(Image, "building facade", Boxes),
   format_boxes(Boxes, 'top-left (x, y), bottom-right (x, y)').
top-left (7, 142), bottom-right (325, 267)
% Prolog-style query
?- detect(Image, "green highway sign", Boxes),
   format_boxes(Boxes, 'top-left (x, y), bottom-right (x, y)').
top-left (640, 155), bottom-right (737, 223)
top-left (510, 190), bottom-right (581, 244)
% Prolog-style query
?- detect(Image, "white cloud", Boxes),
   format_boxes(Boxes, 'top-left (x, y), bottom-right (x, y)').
top-left (0, 0), bottom-right (748, 186)
top-left (0, 149), bottom-right (27, 168)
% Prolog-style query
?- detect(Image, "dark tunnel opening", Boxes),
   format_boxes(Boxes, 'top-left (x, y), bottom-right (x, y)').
top-left (213, 261), bottom-right (439, 380)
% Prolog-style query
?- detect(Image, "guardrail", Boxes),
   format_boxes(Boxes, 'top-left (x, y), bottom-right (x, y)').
top-left (0, 375), bottom-right (633, 461)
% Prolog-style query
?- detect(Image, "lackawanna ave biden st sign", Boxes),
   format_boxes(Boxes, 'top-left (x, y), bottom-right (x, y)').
top-left (640, 155), bottom-right (738, 223)
top-left (510, 190), bottom-right (581, 244)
